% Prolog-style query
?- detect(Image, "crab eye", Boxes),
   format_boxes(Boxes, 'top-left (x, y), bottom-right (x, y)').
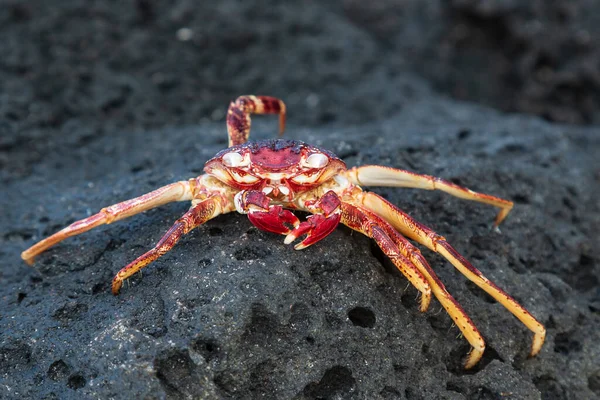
top-left (222, 152), bottom-right (244, 167)
top-left (304, 153), bottom-right (328, 169)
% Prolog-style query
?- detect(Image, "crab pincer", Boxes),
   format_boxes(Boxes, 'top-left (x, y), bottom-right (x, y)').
top-left (235, 190), bottom-right (300, 234)
top-left (284, 191), bottom-right (342, 249)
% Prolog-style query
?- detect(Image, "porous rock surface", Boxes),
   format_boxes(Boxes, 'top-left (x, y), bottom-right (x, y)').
top-left (1, 1), bottom-right (599, 399)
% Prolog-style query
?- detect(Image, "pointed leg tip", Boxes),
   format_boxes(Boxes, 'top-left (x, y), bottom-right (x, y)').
top-left (494, 208), bottom-right (511, 228)
top-left (22, 256), bottom-right (35, 266)
top-left (463, 360), bottom-right (477, 370)
top-left (463, 348), bottom-right (484, 370)
top-left (111, 280), bottom-right (122, 296)
top-left (492, 217), bottom-right (503, 231)
top-left (529, 331), bottom-right (546, 357)
top-left (419, 293), bottom-right (431, 313)
top-left (283, 235), bottom-right (296, 245)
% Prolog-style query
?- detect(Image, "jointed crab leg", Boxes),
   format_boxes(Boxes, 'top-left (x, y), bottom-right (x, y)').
top-left (346, 166), bottom-right (513, 226)
top-left (359, 191), bottom-right (546, 358)
top-left (227, 95), bottom-right (286, 147)
top-left (111, 195), bottom-right (226, 295)
top-left (340, 201), bottom-right (486, 367)
top-left (338, 201), bottom-right (432, 313)
top-left (21, 181), bottom-right (193, 265)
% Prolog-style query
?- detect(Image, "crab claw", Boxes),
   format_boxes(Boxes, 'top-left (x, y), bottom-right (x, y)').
top-left (247, 205), bottom-right (300, 235)
top-left (284, 212), bottom-right (341, 250)
top-left (284, 190), bottom-right (342, 249)
top-left (236, 190), bottom-right (300, 235)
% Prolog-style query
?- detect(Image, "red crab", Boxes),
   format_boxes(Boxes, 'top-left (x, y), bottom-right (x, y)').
top-left (22, 95), bottom-right (545, 368)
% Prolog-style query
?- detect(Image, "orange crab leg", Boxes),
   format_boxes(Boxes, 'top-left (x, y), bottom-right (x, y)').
top-left (338, 201), bottom-right (432, 313)
top-left (358, 191), bottom-right (546, 358)
top-left (227, 95), bottom-right (286, 147)
top-left (21, 181), bottom-right (194, 265)
top-left (112, 196), bottom-right (225, 295)
top-left (346, 165), bottom-right (514, 226)
top-left (340, 201), bottom-right (487, 367)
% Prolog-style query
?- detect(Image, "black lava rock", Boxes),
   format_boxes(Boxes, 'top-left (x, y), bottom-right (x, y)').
top-left (1, 1), bottom-right (599, 399)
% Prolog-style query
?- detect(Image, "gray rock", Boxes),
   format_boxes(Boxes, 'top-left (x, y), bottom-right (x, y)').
top-left (1, 1), bottom-right (599, 399)
top-left (3, 95), bottom-right (599, 399)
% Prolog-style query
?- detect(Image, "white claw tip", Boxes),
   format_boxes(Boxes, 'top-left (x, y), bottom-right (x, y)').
top-left (294, 242), bottom-right (308, 250)
top-left (284, 235), bottom-right (295, 245)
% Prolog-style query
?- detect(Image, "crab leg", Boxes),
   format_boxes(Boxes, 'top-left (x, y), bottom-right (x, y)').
top-left (342, 202), bottom-right (486, 367)
top-left (358, 191), bottom-right (546, 358)
top-left (227, 95), bottom-right (286, 146)
top-left (339, 201), bottom-right (436, 313)
top-left (112, 195), bottom-right (225, 295)
top-left (21, 181), bottom-right (194, 265)
top-left (346, 166), bottom-right (514, 226)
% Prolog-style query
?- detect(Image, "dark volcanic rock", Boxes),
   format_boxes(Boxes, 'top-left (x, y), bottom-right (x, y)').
top-left (345, 0), bottom-right (600, 125)
top-left (1, 1), bottom-right (599, 399)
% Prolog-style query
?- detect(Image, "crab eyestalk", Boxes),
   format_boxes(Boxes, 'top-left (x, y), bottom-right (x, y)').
top-left (204, 139), bottom-right (346, 195)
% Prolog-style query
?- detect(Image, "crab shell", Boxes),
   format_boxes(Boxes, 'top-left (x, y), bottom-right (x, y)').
top-left (204, 139), bottom-right (347, 197)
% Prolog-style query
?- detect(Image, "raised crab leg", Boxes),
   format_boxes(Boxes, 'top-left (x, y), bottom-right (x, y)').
top-left (346, 166), bottom-right (514, 226)
top-left (21, 180), bottom-right (193, 265)
top-left (358, 191), bottom-right (546, 358)
top-left (340, 201), bottom-right (485, 367)
top-left (112, 195), bottom-right (226, 295)
top-left (227, 95), bottom-right (286, 146)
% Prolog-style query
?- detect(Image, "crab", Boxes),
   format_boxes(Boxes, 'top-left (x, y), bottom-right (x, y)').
top-left (22, 95), bottom-right (545, 368)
